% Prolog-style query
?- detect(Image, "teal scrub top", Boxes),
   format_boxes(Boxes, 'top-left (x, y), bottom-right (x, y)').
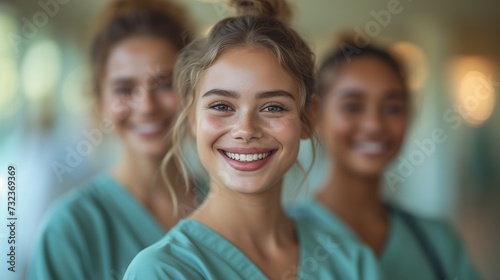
top-left (288, 201), bottom-right (482, 280)
top-left (28, 173), bottom-right (165, 280)
top-left (124, 217), bottom-right (384, 280)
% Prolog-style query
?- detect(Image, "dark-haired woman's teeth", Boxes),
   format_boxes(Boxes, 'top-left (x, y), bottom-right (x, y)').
top-left (224, 151), bottom-right (271, 162)
top-left (356, 142), bottom-right (385, 154)
top-left (134, 122), bottom-right (163, 133)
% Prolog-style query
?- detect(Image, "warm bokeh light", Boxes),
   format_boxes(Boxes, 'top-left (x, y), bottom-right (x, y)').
top-left (390, 41), bottom-right (428, 92)
top-left (203, 24), bottom-right (214, 37)
top-left (21, 40), bottom-right (62, 101)
top-left (448, 56), bottom-right (496, 126)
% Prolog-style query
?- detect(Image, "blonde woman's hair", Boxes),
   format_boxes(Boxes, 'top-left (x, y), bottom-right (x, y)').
top-left (161, 0), bottom-right (317, 214)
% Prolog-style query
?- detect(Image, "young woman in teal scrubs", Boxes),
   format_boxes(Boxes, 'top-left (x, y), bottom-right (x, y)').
top-left (28, 0), bottom-right (199, 279)
top-left (124, 1), bottom-right (384, 279)
top-left (290, 44), bottom-right (482, 280)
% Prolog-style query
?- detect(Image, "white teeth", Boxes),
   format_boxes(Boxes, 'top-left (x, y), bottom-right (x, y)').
top-left (356, 142), bottom-right (385, 154)
top-left (224, 151), bottom-right (272, 162)
top-left (134, 122), bottom-right (163, 133)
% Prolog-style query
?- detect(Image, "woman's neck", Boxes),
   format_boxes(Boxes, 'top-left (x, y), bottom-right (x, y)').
top-left (191, 179), bottom-right (295, 249)
top-left (191, 180), bottom-right (301, 279)
top-left (316, 166), bottom-right (389, 255)
top-left (112, 149), bottom-right (164, 197)
top-left (317, 166), bottom-right (385, 218)
top-left (111, 148), bottom-right (196, 229)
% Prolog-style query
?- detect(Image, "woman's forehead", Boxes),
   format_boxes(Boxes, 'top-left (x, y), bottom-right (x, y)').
top-left (196, 47), bottom-right (299, 99)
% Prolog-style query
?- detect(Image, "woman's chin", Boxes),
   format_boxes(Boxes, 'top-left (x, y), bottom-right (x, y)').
top-left (352, 166), bottom-right (386, 179)
top-left (223, 180), bottom-right (274, 195)
top-left (133, 145), bottom-right (170, 161)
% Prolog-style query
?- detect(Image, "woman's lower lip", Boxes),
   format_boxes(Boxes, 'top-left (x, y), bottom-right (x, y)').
top-left (355, 149), bottom-right (388, 158)
top-left (353, 143), bottom-right (390, 157)
top-left (358, 153), bottom-right (386, 159)
top-left (219, 150), bottom-right (275, 172)
top-left (133, 124), bottom-right (168, 139)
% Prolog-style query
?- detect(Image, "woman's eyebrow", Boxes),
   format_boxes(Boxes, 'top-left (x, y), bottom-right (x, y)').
top-left (202, 89), bottom-right (239, 99)
top-left (384, 90), bottom-right (407, 100)
top-left (149, 71), bottom-right (173, 82)
top-left (201, 89), bottom-right (295, 100)
top-left (257, 90), bottom-right (295, 100)
top-left (109, 77), bottom-right (135, 85)
top-left (339, 89), bottom-right (364, 98)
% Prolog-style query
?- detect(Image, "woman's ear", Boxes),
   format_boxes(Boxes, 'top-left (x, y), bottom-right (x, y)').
top-left (301, 95), bottom-right (320, 139)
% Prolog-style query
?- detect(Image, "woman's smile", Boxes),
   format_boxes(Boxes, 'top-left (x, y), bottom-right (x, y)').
top-left (129, 119), bottom-right (171, 139)
top-left (218, 148), bottom-right (277, 171)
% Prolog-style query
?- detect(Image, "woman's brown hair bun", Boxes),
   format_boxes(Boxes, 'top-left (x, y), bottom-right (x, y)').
top-left (228, 0), bottom-right (293, 24)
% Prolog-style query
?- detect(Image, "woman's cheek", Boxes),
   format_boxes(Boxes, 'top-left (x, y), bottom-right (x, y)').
top-left (268, 113), bottom-right (300, 132)
top-left (267, 118), bottom-right (287, 132)
top-left (105, 95), bottom-right (127, 118)
top-left (270, 116), bottom-right (302, 150)
top-left (161, 93), bottom-right (180, 113)
top-left (197, 113), bottom-right (229, 139)
top-left (391, 118), bottom-right (408, 144)
top-left (322, 112), bottom-right (351, 154)
top-left (334, 110), bottom-right (357, 136)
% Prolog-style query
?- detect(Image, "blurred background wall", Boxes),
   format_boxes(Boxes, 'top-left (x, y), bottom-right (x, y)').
top-left (0, 0), bottom-right (499, 279)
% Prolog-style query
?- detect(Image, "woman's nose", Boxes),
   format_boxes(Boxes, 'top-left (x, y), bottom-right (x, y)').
top-left (133, 87), bottom-right (157, 115)
top-left (231, 111), bottom-right (263, 142)
top-left (362, 110), bottom-right (384, 133)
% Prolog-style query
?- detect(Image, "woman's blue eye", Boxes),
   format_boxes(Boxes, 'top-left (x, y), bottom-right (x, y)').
top-left (115, 87), bottom-right (133, 96)
top-left (342, 103), bottom-right (362, 113)
top-left (158, 82), bottom-right (173, 91)
top-left (385, 103), bottom-right (406, 115)
top-left (211, 104), bottom-right (233, 111)
top-left (262, 105), bottom-right (285, 112)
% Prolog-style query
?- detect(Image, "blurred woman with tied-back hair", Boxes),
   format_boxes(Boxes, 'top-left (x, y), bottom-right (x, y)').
top-left (124, 0), bottom-right (384, 279)
top-left (289, 42), bottom-right (482, 280)
top-left (28, 0), bottom-right (200, 279)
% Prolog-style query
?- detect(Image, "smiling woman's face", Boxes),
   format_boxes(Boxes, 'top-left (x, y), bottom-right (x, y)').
top-left (192, 47), bottom-right (302, 194)
top-left (100, 36), bottom-right (179, 160)
top-left (318, 56), bottom-right (409, 178)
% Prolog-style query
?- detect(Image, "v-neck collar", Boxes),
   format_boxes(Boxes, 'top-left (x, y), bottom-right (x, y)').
top-left (95, 173), bottom-right (166, 236)
top-left (311, 200), bottom-right (396, 261)
top-left (179, 218), bottom-right (308, 279)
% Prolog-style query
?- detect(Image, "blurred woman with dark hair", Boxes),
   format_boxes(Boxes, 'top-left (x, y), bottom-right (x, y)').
top-left (290, 43), bottom-right (481, 280)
